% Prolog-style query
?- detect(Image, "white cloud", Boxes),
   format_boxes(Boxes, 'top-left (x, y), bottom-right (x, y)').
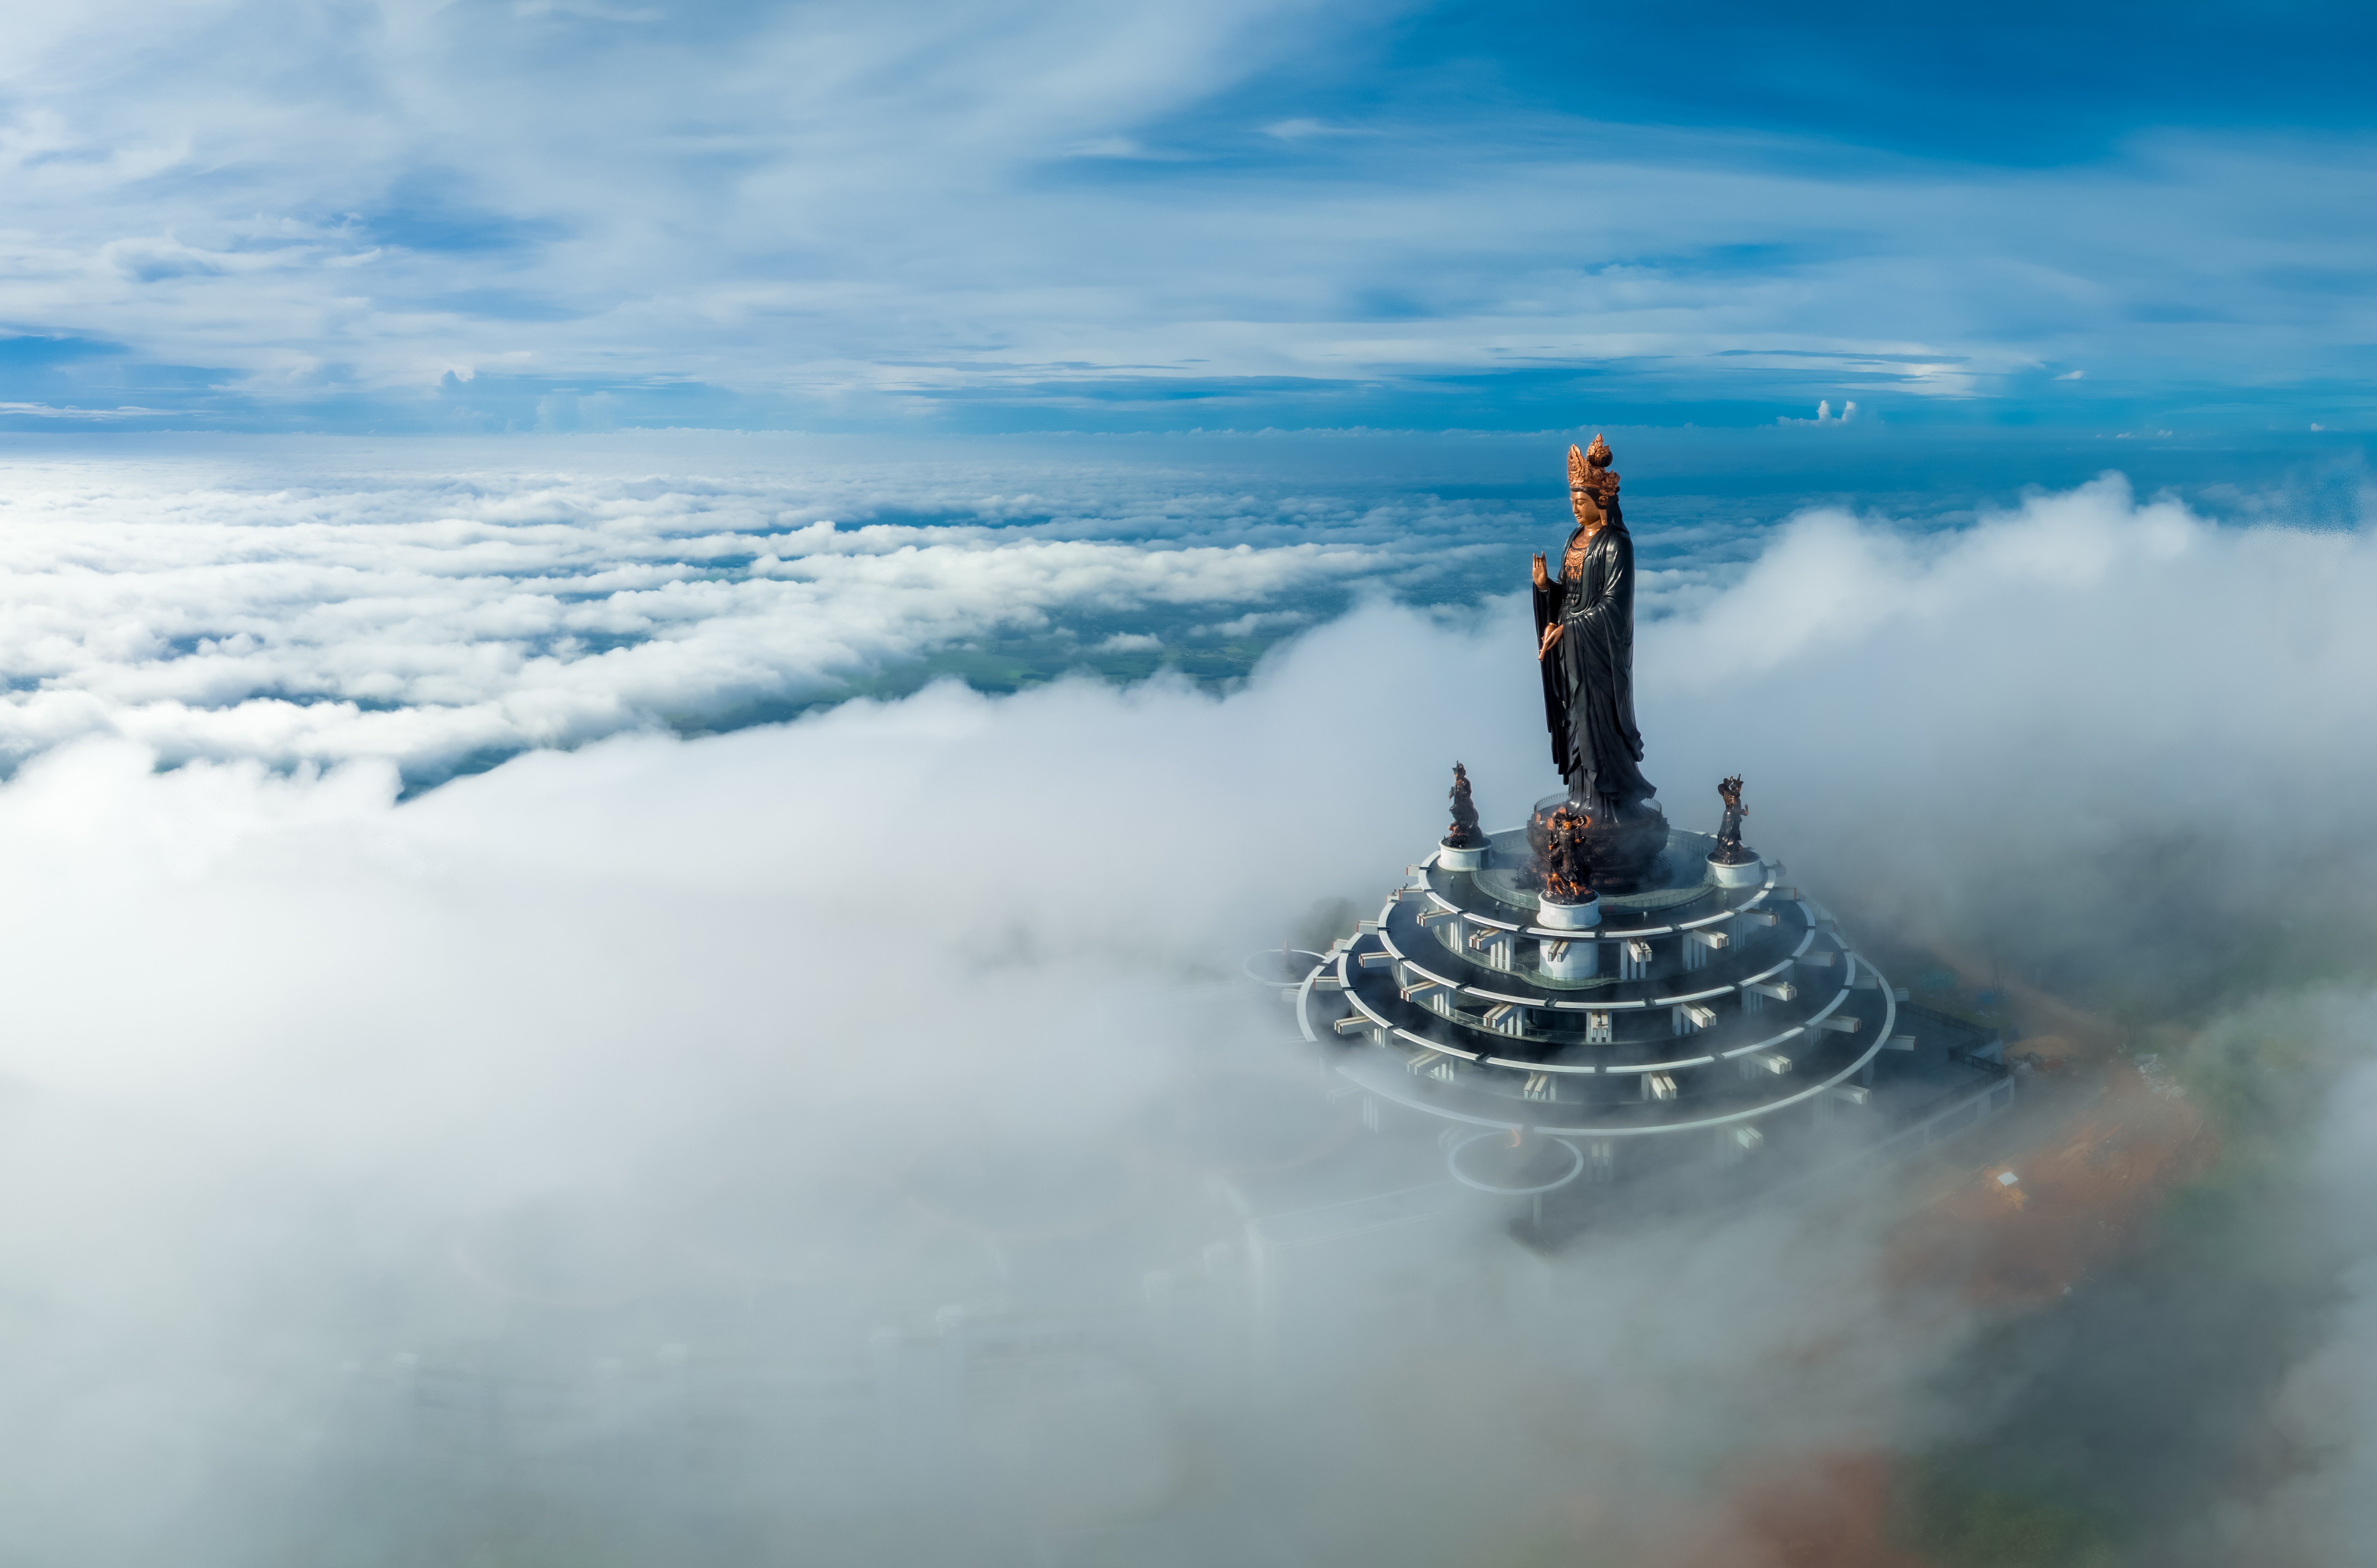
top-left (0, 401), bottom-right (166, 420)
top-left (0, 466), bottom-right (2373, 1556)
top-left (1261, 117), bottom-right (1365, 139)
top-left (1096, 630), bottom-right (1162, 651)
top-left (0, 6), bottom-right (2366, 414)
top-left (0, 612), bottom-right (1928, 1558)
top-left (0, 472), bottom-right (2358, 1558)
top-left (0, 433), bottom-right (1529, 778)
top-left (1778, 397), bottom-right (1860, 425)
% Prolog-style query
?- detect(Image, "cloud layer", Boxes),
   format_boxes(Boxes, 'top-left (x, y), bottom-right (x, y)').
top-left (3, 430), bottom-right (2364, 799)
top-left (0, 434), bottom-right (1551, 779)
top-left (2, 457), bottom-right (2376, 1559)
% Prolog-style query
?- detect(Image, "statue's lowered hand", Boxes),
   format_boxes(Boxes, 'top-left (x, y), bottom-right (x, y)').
top-left (1538, 622), bottom-right (1563, 659)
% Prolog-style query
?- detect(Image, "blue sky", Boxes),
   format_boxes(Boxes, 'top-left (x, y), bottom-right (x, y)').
top-left (0, 0), bottom-right (2370, 434)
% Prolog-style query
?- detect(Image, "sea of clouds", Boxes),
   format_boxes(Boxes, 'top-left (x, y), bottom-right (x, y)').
top-left (3, 443), bottom-right (2376, 1563)
top-left (0, 434), bottom-right (1569, 780)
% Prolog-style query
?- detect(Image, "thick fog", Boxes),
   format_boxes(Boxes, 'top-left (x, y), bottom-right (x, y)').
top-left (1, 467), bottom-right (2374, 1564)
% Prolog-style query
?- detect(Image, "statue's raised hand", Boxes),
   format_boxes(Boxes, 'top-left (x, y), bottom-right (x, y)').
top-left (1531, 552), bottom-right (1549, 588)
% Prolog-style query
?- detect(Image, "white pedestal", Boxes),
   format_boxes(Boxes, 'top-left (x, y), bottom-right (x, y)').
top-left (1536, 894), bottom-right (1600, 980)
top-left (1536, 895), bottom-right (1601, 931)
top-left (1438, 840), bottom-right (1488, 871)
top-left (1708, 853), bottom-right (1763, 888)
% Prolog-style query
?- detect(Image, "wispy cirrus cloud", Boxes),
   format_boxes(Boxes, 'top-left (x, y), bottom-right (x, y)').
top-left (0, 2), bottom-right (2369, 431)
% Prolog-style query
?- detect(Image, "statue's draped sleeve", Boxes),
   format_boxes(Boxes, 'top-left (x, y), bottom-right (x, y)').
top-left (1533, 545), bottom-right (1571, 773)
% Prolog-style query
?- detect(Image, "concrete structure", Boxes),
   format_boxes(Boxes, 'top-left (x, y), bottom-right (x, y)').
top-left (1295, 819), bottom-right (2013, 1223)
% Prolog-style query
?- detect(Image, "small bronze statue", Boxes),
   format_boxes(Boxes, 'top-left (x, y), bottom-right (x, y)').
top-left (1444, 762), bottom-right (1487, 848)
top-left (1538, 804), bottom-right (1595, 904)
top-left (1711, 775), bottom-right (1756, 865)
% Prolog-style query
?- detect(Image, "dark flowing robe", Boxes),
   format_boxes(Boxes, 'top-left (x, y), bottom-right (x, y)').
top-left (1533, 516), bottom-right (1656, 818)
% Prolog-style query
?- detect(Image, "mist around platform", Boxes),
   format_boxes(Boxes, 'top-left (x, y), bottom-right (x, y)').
top-left (0, 472), bottom-right (2373, 1562)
